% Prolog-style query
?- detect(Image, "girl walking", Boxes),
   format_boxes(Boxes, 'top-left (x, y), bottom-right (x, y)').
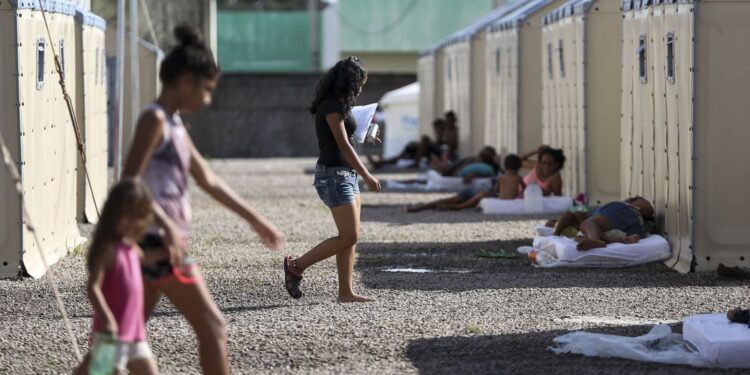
top-left (283, 56), bottom-right (381, 303)
top-left (122, 25), bottom-right (284, 374)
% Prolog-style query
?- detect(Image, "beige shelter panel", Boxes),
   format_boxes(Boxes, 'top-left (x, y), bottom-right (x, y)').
top-left (674, 1), bottom-right (694, 271)
top-left (457, 43), bottom-right (472, 156)
top-left (417, 54), bottom-right (435, 138)
top-left (650, 1), bottom-right (668, 235)
top-left (76, 19), bottom-right (109, 224)
top-left (664, 4), bottom-right (693, 272)
top-left (492, 30), bottom-right (518, 155)
top-left (434, 49), bottom-right (445, 120)
top-left (15, 8), bottom-right (84, 278)
top-left (541, 24), bottom-right (552, 147)
top-left (0, 8), bottom-right (23, 278)
top-left (635, 5), bottom-right (654, 203)
top-left (485, 35), bottom-right (501, 152)
top-left (620, 7), bottom-right (636, 198)
top-left (471, 32), bottom-right (489, 154)
top-left (573, 15), bottom-right (586, 198)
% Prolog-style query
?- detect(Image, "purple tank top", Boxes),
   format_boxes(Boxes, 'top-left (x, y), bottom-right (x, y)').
top-left (142, 103), bottom-right (192, 235)
top-left (93, 242), bottom-right (145, 342)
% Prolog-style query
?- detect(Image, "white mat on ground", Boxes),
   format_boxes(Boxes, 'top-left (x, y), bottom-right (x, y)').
top-left (551, 314), bottom-right (750, 368)
top-left (424, 170), bottom-right (492, 192)
top-left (518, 234), bottom-right (671, 268)
top-left (479, 196), bottom-right (572, 214)
top-left (683, 313), bottom-right (750, 368)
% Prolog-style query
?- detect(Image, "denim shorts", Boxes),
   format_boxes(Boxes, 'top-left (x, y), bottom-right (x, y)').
top-left (314, 164), bottom-right (360, 208)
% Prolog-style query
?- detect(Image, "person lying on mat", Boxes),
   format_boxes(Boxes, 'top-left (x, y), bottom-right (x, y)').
top-left (405, 154), bottom-right (523, 212)
top-left (519, 145), bottom-right (565, 197)
top-left (430, 146), bottom-right (501, 180)
top-left (575, 196), bottom-right (655, 251)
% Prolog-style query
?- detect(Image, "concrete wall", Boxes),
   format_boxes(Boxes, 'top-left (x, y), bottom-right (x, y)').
top-left (184, 73), bottom-right (416, 158)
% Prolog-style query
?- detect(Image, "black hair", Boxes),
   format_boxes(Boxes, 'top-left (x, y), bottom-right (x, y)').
top-left (539, 147), bottom-right (566, 170)
top-left (445, 111), bottom-right (457, 121)
top-left (309, 56), bottom-right (367, 115)
top-left (432, 118), bottom-right (445, 125)
top-left (159, 24), bottom-right (219, 86)
top-left (503, 154), bottom-right (522, 171)
top-left (479, 146), bottom-right (501, 173)
top-left (87, 178), bottom-right (153, 272)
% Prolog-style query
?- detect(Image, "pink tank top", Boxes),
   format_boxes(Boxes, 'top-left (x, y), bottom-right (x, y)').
top-left (521, 166), bottom-right (554, 195)
top-left (142, 103), bottom-right (192, 235)
top-left (93, 242), bottom-right (145, 342)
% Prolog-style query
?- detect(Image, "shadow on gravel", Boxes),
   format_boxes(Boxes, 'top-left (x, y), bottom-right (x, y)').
top-left (356, 240), bottom-right (747, 292)
top-left (360, 205), bottom-right (555, 225)
top-left (405, 324), bottom-right (738, 375)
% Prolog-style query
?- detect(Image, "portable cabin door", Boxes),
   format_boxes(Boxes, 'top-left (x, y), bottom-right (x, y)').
top-left (691, 0), bottom-right (750, 271)
top-left (584, 0), bottom-right (623, 205)
top-left (650, 0), bottom-right (669, 235)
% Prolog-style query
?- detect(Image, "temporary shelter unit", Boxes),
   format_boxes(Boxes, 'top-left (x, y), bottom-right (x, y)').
top-left (620, 0), bottom-right (750, 272)
top-left (486, 0), bottom-right (568, 157)
top-left (540, 0), bottom-right (622, 205)
top-left (0, 0), bottom-right (86, 278)
top-left (440, 2), bottom-right (524, 156)
top-left (74, 9), bottom-right (107, 224)
top-left (105, 30), bottom-right (163, 159)
top-left (379, 82), bottom-right (420, 159)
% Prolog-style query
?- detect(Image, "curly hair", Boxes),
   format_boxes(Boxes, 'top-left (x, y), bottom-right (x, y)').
top-left (309, 56), bottom-right (367, 115)
top-left (539, 147), bottom-right (566, 170)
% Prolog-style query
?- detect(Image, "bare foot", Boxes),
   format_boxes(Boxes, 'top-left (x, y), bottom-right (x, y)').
top-left (405, 205), bottom-right (423, 213)
top-left (337, 294), bottom-right (376, 303)
top-left (624, 234), bottom-right (640, 244)
top-left (576, 238), bottom-right (607, 251)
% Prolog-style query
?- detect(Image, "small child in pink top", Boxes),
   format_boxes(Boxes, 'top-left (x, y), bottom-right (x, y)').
top-left (75, 178), bottom-right (158, 375)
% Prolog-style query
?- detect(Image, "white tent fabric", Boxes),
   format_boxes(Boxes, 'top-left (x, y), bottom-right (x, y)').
top-left (379, 83), bottom-right (420, 158)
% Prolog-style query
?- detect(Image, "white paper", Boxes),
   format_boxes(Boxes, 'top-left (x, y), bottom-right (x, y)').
top-left (351, 103), bottom-right (378, 143)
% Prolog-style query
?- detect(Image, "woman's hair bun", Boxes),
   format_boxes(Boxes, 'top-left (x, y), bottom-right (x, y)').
top-left (174, 24), bottom-right (204, 47)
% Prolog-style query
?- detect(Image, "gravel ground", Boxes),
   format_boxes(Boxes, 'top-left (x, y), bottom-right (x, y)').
top-left (1, 158), bottom-right (748, 374)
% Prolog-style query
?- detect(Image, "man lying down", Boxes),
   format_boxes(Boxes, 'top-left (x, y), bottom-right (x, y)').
top-left (545, 196), bottom-right (655, 251)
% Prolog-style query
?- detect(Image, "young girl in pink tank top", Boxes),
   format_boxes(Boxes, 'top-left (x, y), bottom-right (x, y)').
top-left (74, 178), bottom-right (158, 375)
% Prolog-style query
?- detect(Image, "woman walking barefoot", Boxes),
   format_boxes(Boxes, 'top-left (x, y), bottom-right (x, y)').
top-left (283, 56), bottom-right (381, 303)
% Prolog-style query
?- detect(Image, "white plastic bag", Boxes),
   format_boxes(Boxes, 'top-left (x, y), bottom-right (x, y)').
top-left (551, 324), bottom-right (710, 367)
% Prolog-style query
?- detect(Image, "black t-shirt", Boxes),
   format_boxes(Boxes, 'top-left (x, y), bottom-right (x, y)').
top-left (315, 98), bottom-right (356, 167)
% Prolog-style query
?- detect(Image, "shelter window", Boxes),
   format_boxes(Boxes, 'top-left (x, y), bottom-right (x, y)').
top-left (666, 32), bottom-right (675, 84)
top-left (95, 48), bottom-right (100, 85)
top-left (36, 38), bottom-right (45, 90)
top-left (59, 39), bottom-right (65, 80)
top-left (101, 50), bottom-right (107, 85)
top-left (547, 43), bottom-right (553, 79)
top-left (495, 48), bottom-right (501, 75)
top-left (638, 34), bottom-right (647, 84)
top-left (558, 39), bottom-right (565, 78)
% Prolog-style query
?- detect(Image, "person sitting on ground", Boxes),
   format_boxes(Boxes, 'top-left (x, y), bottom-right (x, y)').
top-left (442, 111), bottom-right (459, 159)
top-left (519, 145), bottom-right (565, 197)
top-left (367, 119), bottom-right (445, 170)
top-left (405, 154), bottom-right (522, 213)
top-left (575, 196), bottom-right (655, 251)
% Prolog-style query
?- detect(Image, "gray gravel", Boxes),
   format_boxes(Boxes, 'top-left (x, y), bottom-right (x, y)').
top-left (1, 158), bottom-right (748, 374)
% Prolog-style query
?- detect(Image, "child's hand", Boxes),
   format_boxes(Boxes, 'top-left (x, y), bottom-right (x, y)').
top-left (163, 223), bottom-right (186, 265)
top-left (251, 220), bottom-right (285, 251)
top-left (102, 318), bottom-right (119, 336)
